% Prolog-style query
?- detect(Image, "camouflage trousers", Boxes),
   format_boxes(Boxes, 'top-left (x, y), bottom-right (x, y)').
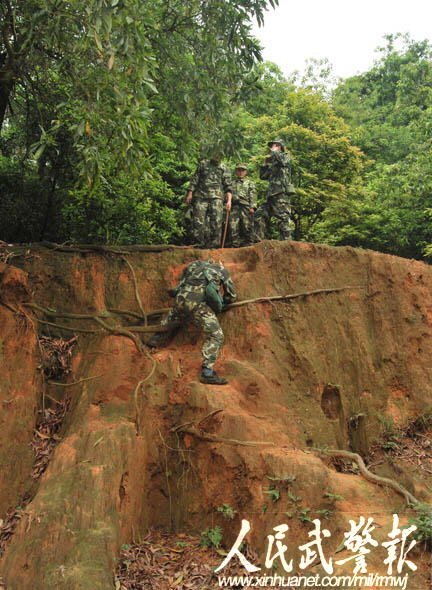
top-left (191, 198), bottom-right (224, 248)
top-left (254, 193), bottom-right (292, 241)
top-left (227, 203), bottom-right (254, 247)
top-left (161, 297), bottom-right (224, 369)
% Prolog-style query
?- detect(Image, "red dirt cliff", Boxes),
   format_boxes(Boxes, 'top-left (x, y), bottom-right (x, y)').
top-left (0, 241), bottom-right (431, 589)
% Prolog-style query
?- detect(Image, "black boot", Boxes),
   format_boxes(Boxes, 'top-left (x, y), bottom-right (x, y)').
top-left (200, 368), bottom-right (228, 385)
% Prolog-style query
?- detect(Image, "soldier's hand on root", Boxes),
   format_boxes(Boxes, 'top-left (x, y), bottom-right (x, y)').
top-left (249, 208), bottom-right (254, 215)
top-left (185, 191), bottom-right (193, 205)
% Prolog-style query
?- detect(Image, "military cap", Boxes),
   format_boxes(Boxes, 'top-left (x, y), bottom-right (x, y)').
top-left (267, 139), bottom-right (285, 151)
top-left (235, 163), bottom-right (248, 170)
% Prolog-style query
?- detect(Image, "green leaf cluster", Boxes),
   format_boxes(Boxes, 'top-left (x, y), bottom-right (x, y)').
top-left (0, 0), bottom-right (275, 243)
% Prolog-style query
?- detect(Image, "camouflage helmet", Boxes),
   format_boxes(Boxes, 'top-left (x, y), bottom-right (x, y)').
top-left (267, 139), bottom-right (285, 152)
top-left (235, 163), bottom-right (248, 171)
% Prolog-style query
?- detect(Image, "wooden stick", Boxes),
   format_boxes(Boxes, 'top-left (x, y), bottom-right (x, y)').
top-left (221, 207), bottom-right (230, 249)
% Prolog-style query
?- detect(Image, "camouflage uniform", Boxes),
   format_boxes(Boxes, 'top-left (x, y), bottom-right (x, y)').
top-left (254, 142), bottom-right (295, 241)
top-left (228, 175), bottom-right (257, 247)
top-left (161, 260), bottom-right (236, 370)
top-left (188, 160), bottom-right (232, 248)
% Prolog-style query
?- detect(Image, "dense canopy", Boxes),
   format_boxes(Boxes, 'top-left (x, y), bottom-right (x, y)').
top-left (1, 4), bottom-right (431, 260)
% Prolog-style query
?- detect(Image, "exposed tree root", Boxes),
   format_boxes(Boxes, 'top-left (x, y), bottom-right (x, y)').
top-left (4, 286), bottom-right (364, 349)
top-left (94, 317), bottom-right (144, 352)
top-left (108, 308), bottom-right (146, 320)
top-left (37, 241), bottom-right (195, 254)
top-left (172, 410), bottom-right (275, 447)
top-left (47, 374), bottom-right (104, 387)
top-left (315, 448), bottom-right (420, 506)
top-left (225, 286), bottom-right (365, 310)
top-left (176, 427), bottom-right (275, 447)
top-left (32, 317), bottom-right (102, 334)
top-left (133, 350), bottom-right (157, 435)
top-left (122, 257), bottom-right (147, 324)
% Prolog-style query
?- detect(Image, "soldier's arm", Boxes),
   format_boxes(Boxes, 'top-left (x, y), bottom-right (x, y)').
top-left (222, 167), bottom-right (233, 195)
top-left (259, 161), bottom-right (271, 180)
top-left (221, 167), bottom-right (233, 210)
top-left (272, 151), bottom-right (290, 168)
top-left (186, 162), bottom-right (203, 202)
top-left (249, 182), bottom-right (258, 209)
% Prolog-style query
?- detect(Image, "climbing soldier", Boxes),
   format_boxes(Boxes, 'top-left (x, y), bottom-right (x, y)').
top-left (254, 139), bottom-right (296, 241)
top-left (148, 259), bottom-right (237, 385)
top-left (227, 164), bottom-right (257, 248)
top-left (185, 153), bottom-right (233, 249)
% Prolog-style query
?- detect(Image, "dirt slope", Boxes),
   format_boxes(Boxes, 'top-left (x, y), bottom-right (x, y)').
top-left (0, 240), bottom-right (431, 589)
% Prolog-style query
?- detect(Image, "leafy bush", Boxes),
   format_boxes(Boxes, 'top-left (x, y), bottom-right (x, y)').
top-left (216, 504), bottom-right (237, 520)
top-left (200, 526), bottom-right (223, 549)
top-left (408, 503), bottom-right (432, 548)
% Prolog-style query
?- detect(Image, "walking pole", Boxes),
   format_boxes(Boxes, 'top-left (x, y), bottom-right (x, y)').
top-left (221, 206), bottom-right (230, 249)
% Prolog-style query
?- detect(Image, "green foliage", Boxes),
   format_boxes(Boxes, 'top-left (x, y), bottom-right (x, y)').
top-left (322, 34), bottom-right (432, 259)
top-left (377, 415), bottom-right (401, 452)
top-left (216, 504), bottom-right (237, 520)
top-left (323, 492), bottom-right (345, 502)
top-left (0, 0), bottom-right (276, 244)
top-left (265, 474), bottom-right (296, 484)
top-left (232, 86), bottom-right (365, 240)
top-left (287, 491), bottom-right (302, 504)
top-left (62, 172), bottom-right (183, 245)
top-left (264, 485), bottom-right (281, 503)
top-left (2, 12), bottom-right (431, 257)
top-left (316, 508), bottom-right (333, 520)
top-left (406, 407), bottom-right (432, 435)
top-left (200, 526), bottom-right (223, 549)
top-left (408, 503), bottom-right (432, 547)
top-left (297, 508), bottom-right (313, 524)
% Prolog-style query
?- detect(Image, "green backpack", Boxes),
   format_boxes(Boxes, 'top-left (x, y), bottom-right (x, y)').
top-left (204, 272), bottom-right (224, 314)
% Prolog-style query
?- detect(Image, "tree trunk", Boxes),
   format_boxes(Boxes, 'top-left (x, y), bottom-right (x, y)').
top-left (0, 72), bottom-right (14, 132)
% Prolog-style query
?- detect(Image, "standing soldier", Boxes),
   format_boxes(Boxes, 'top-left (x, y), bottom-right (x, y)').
top-left (149, 259), bottom-right (237, 385)
top-left (254, 139), bottom-right (295, 241)
top-left (228, 164), bottom-right (257, 248)
top-left (185, 153), bottom-right (232, 248)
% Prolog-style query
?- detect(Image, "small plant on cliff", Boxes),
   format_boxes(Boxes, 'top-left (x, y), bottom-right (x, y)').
top-left (264, 486), bottom-right (281, 503)
top-left (408, 503), bottom-right (432, 548)
top-left (298, 508), bottom-right (313, 524)
top-left (406, 408), bottom-right (432, 437)
top-left (216, 504), bottom-right (237, 520)
top-left (266, 474), bottom-right (296, 485)
top-left (316, 508), bottom-right (333, 520)
top-left (323, 492), bottom-right (344, 502)
top-left (378, 415), bottom-right (401, 451)
top-left (287, 491), bottom-right (302, 504)
top-left (200, 526), bottom-right (223, 549)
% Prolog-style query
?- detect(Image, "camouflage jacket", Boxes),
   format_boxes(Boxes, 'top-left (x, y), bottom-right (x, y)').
top-left (175, 260), bottom-right (237, 307)
top-left (259, 150), bottom-right (296, 197)
top-left (188, 160), bottom-right (232, 200)
top-left (231, 177), bottom-right (257, 208)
